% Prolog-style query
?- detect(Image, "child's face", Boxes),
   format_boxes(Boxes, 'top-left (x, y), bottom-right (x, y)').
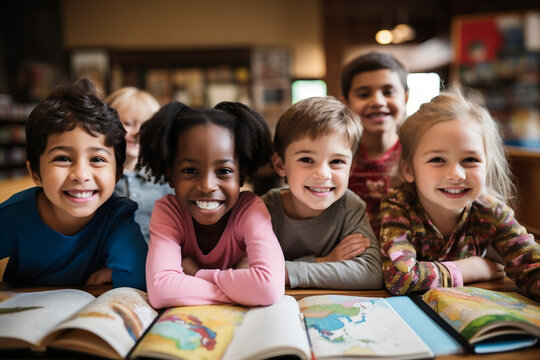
top-left (344, 69), bottom-right (407, 137)
top-left (272, 131), bottom-right (353, 219)
top-left (402, 119), bottom-right (487, 220)
top-left (169, 123), bottom-right (241, 226)
top-left (29, 126), bottom-right (117, 229)
top-left (117, 103), bottom-right (152, 166)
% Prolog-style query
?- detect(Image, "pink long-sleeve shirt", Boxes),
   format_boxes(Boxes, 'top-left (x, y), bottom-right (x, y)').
top-left (146, 191), bottom-right (285, 308)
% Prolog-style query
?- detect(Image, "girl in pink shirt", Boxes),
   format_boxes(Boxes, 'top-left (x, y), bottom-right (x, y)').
top-left (138, 101), bottom-right (285, 308)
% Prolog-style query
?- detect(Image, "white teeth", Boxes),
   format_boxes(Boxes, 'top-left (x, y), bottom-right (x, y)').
top-left (308, 187), bottom-right (332, 193)
top-left (195, 201), bottom-right (220, 210)
top-left (443, 188), bottom-right (465, 194)
top-left (67, 191), bottom-right (94, 198)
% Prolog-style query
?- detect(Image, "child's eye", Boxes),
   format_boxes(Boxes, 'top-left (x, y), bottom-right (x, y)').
top-left (383, 88), bottom-right (396, 97)
top-left (181, 168), bottom-right (197, 174)
top-left (217, 168), bottom-right (233, 175)
top-left (427, 157), bottom-right (445, 163)
top-left (463, 157), bottom-right (480, 163)
top-left (52, 155), bottom-right (71, 163)
top-left (298, 157), bottom-right (313, 163)
top-left (355, 91), bottom-right (371, 99)
top-left (90, 157), bottom-right (106, 163)
top-left (330, 159), bottom-right (346, 165)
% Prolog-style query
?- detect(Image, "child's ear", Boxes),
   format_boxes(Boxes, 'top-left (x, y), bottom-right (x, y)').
top-left (271, 152), bottom-right (287, 177)
top-left (400, 161), bottom-right (415, 183)
top-left (338, 94), bottom-right (348, 105)
top-left (26, 161), bottom-right (42, 186)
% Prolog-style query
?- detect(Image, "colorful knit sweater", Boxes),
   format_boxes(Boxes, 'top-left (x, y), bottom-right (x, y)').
top-left (380, 183), bottom-right (540, 299)
top-left (348, 140), bottom-right (402, 238)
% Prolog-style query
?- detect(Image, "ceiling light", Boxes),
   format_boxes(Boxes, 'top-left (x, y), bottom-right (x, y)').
top-left (376, 30), bottom-right (393, 45)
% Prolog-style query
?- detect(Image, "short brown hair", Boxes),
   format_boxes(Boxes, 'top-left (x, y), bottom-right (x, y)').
top-left (273, 96), bottom-right (362, 160)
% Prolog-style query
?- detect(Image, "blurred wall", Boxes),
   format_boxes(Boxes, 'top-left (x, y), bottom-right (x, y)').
top-left (62, 0), bottom-right (324, 79)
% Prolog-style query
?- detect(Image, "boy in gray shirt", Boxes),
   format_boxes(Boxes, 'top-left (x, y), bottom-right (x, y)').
top-left (262, 96), bottom-right (383, 289)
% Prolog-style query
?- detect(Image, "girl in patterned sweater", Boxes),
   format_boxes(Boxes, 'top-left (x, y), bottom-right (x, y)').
top-left (380, 89), bottom-right (540, 299)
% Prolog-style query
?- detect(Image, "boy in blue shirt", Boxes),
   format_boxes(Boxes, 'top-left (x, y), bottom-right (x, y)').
top-left (0, 79), bottom-right (147, 290)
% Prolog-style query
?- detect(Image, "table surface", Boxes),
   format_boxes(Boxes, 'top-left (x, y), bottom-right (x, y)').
top-left (3, 277), bottom-right (540, 360)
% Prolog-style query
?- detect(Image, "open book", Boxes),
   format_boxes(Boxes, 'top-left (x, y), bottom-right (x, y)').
top-left (416, 286), bottom-right (540, 354)
top-left (0, 287), bottom-right (158, 359)
top-left (129, 294), bottom-right (435, 360)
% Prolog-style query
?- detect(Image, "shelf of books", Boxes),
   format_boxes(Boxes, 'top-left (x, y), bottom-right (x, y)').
top-left (0, 95), bottom-right (35, 180)
top-left (451, 11), bottom-right (540, 150)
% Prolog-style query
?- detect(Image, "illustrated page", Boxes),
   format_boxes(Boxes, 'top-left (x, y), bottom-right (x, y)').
top-left (299, 295), bottom-right (433, 359)
top-left (0, 289), bottom-right (95, 348)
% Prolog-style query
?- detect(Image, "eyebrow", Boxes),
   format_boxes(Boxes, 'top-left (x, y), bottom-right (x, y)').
top-left (178, 158), bottom-right (236, 165)
top-left (294, 150), bottom-right (350, 158)
top-left (46, 146), bottom-right (112, 155)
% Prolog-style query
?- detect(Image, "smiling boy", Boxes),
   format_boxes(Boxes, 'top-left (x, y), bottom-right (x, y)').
top-left (341, 52), bottom-right (409, 238)
top-left (0, 79), bottom-right (147, 289)
top-left (262, 96), bottom-right (382, 289)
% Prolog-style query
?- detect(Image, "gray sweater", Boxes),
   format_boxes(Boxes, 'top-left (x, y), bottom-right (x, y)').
top-left (262, 188), bottom-right (383, 289)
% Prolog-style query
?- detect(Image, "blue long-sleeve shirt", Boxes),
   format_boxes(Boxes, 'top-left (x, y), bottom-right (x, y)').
top-left (0, 187), bottom-right (148, 290)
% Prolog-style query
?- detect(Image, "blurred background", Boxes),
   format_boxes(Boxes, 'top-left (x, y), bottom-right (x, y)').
top-left (0, 0), bottom-right (539, 228)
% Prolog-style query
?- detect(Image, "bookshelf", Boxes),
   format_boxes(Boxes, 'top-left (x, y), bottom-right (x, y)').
top-left (0, 96), bottom-right (35, 180)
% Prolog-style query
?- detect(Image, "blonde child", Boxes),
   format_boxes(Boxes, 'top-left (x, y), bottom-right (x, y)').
top-left (0, 79), bottom-right (147, 289)
top-left (138, 101), bottom-right (285, 308)
top-left (105, 87), bottom-right (172, 243)
top-left (380, 90), bottom-right (540, 299)
top-left (341, 52), bottom-right (409, 237)
top-left (262, 96), bottom-right (382, 289)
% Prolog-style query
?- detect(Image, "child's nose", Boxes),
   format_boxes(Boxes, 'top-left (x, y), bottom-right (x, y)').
top-left (70, 162), bottom-right (91, 183)
top-left (448, 163), bottom-right (466, 182)
top-left (314, 163), bottom-right (332, 180)
top-left (197, 173), bottom-right (218, 192)
top-left (371, 91), bottom-right (387, 106)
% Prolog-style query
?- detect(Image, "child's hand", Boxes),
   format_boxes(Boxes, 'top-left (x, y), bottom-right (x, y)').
top-left (181, 257), bottom-right (201, 276)
top-left (86, 267), bottom-right (113, 285)
top-left (234, 256), bottom-right (250, 269)
top-left (455, 256), bottom-right (505, 283)
top-left (316, 234), bottom-right (370, 263)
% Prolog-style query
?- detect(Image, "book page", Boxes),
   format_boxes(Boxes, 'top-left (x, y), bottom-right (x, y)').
top-left (299, 295), bottom-right (433, 360)
top-left (222, 295), bottom-right (310, 360)
top-left (422, 287), bottom-right (540, 343)
top-left (0, 289), bottom-right (95, 350)
top-left (131, 303), bottom-right (246, 360)
top-left (44, 287), bottom-right (157, 359)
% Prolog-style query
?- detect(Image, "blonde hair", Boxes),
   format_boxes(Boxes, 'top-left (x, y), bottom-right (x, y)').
top-left (398, 89), bottom-right (515, 206)
top-left (105, 87), bottom-right (160, 119)
top-left (273, 96), bottom-right (363, 159)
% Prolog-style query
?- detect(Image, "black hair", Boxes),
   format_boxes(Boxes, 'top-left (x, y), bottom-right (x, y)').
top-left (26, 78), bottom-right (126, 179)
top-left (137, 101), bottom-right (272, 184)
top-left (341, 52), bottom-right (409, 99)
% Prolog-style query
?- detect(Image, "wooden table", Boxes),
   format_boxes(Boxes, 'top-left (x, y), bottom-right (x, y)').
top-left (3, 277), bottom-right (540, 359)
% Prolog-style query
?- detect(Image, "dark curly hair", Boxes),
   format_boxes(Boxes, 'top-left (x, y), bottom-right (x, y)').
top-left (137, 101), bottom-right (272, 184)
top-left (26, 78), bottom-right (126, 180)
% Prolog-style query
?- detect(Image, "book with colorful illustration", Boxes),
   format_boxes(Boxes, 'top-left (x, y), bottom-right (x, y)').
top-left (416, 286), bottom-right (540, 354)
top-left (129, 294), bottom-right (435, 360)
top-left (0, 287), bottom-right (158, 359)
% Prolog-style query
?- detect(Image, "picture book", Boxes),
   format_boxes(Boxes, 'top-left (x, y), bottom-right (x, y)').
top-left (0, 287), bottom-right (158, 359)
top-left (129, 294), bottom-right (434, 360)
top-left (417, 286), bottom-right (540, 354)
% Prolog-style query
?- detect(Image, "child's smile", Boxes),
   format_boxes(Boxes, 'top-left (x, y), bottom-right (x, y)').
top-left (170, 123), bottom-right (240, 226)
top-left (403, 118), bottom-right (487, 223)
top-left (274, 132), bottom-right (353, 219)
top-left (29, 126), bottom-right (117, 235)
